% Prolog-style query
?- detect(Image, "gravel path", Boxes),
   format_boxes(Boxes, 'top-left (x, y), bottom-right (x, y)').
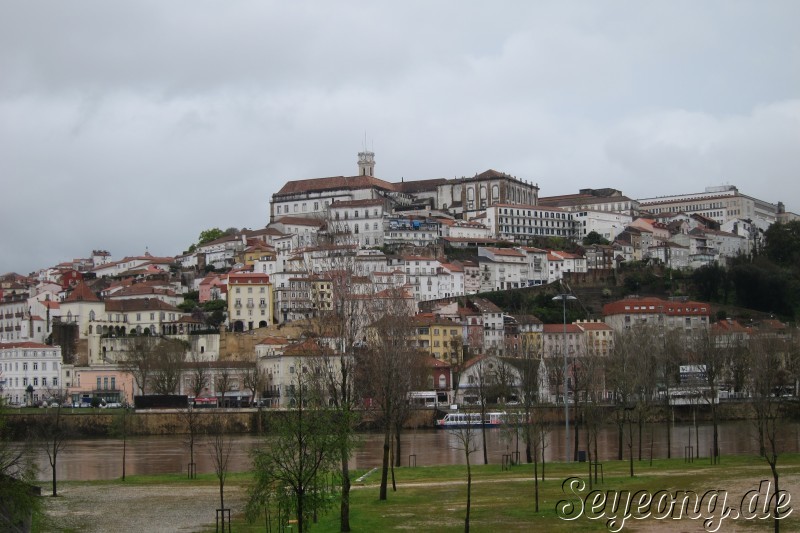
top-left (40, 483), bottom-right (247, 533)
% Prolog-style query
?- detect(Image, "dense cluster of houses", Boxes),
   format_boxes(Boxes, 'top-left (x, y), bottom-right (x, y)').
top-left (1, 152), bottom-right (797, 408)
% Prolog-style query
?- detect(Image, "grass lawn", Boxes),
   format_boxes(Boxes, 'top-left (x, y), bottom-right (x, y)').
top-left (41, 454), bottom-right (800, 532)
top-left (221, 454), bottom-right (800, 532)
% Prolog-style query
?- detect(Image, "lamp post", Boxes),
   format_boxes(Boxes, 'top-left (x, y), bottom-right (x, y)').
top-left (553, 293), bottom-right (577, 463)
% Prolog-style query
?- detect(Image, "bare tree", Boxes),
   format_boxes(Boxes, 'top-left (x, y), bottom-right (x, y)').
top-left (605, 328), bottom-right (640, 476)
top-left (207, 413), bottom-right (233, 531)
top-left (449, 414), bottom-right (481, 533)
top-left (242, 364), bottom-right (265, 407)
top-left (750, 333), bottom-right (791, 533)
top-left (35, 402), bottom-right (70, 496)
top-left (120, 336), bottom-right (158, 395)
top-left (215, 367), bottom-right (233, 408)
top-left (181, 406), bottom-right (202, 479)
top-left (150, 338), bottom-right (187, 395)
top-left (187, 352), bottom-right (211, 399)
top-left (690, 328), bottom-right (724, 464)
top-left (362, 288), bottom-right (425, 501)
top-left (110, 406), bottom-right (133, 481)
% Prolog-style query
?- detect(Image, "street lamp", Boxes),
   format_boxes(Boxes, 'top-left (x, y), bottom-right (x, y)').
top-left (553, 293), bottom-right (577, 463)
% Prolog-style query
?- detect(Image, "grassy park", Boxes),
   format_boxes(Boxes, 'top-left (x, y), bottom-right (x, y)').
top-left (39, 453), bottom-right (800, 532)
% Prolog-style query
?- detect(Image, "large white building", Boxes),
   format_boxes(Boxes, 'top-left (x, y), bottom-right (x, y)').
top-left (0, 341), bottom-right (64, 406)
top-left (484, 204), bottom-right (576, 242)
top-left (638, 185), bottom-right (779, 228)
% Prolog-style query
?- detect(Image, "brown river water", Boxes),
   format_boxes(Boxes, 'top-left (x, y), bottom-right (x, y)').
top-left (31, 420), bottom-right (800, 482)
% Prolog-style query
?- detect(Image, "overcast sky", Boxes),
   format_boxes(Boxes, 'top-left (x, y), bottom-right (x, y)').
top-left (1, 1), bottom-right (798, 275)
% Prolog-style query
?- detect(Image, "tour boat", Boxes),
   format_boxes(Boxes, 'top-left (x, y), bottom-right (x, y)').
top-left (435, 411), bottom-right (507, 429)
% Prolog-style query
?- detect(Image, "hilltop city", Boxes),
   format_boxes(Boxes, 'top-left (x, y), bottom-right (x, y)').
top-left (1, 150), bottom-right (799, 409)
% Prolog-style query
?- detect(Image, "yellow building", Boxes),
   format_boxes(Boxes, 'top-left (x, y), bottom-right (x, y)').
top-left (241, 242), bottom-right (277, 267)
top-left (412, 314), bottom-right (465, 363)
top-left (227, 272), bottom-right (273, 332)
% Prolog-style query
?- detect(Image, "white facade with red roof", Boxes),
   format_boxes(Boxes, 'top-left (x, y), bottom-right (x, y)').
top-left (603, 297), bottom-right (711, 333)
top-left (477, 247), bottom-right (528, 292)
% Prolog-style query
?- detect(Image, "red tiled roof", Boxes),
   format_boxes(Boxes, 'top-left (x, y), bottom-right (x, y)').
top-left (602, 297), bottom-right (711, 317)
top-left (275, 175), bottom-right (397, 196)
top-left (0, 341), bottom-right (56, 349)
top-left (63, 281), bottom-right (101, 303)
top-left (229, 273), bottom-right (271, 284)
top-left (483, 247), bottom-right (525, 258)
top-left (542, 324), bottom-right (582, 334)
top-left (273, 216), bottom-right (325, 227)
top-left (329, 199), bottom-right (385, 208)
top-left (105, 298), bottom-right (180, 313)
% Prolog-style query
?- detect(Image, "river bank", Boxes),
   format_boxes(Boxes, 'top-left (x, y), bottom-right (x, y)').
top-left (5, 400), bottom-right (764, 438)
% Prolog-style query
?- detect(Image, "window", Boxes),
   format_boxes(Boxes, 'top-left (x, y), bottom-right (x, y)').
top-left (97, 377), bottom-right (101, 390)
top-left (111, 377), bottom-right (116, 390)
top-left (33, 362), bottom-right (38, 371)
top-left (53, 377), bottom-right (58, 386)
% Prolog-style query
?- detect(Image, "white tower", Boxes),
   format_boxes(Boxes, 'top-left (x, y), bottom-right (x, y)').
top-left (357, 150), bottom-right (375, 176)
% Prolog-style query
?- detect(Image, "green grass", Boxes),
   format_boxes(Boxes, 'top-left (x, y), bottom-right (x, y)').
top-left (44, 455), bottom-right (800, 532)
top-left (221, 454), bottom-right (800, 532)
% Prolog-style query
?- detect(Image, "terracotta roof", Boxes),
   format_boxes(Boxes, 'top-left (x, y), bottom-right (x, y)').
top-left (442, 237), bottom-right (502, 244)
top-left (575, 321), bottom-right (613, 331)
top-left (424, 355), bottom-right (451, 368)
top-left (482, 247), bottom-right (525, 258)
top-left (329, 199), bottom-right (385, 208)
top-left (63, 281), bottom-right (101, 303)
top-left (0, 341), bottom-right (57, 349)
top-left (711, 319), bottom-right (750, 335)
top-left (602, 297), bottom-right (710, 317)
top-left (273, 216), bottom-right (325, 227)
top-left (108, 285), bottom-right (178, 298)
top-left (510, 314), bottom-right (543, 325)
top-left (275, 175), bottom-right (397, 196)
top-left (105, 298), bottom-right (180, 313)
top-left (542, 324), bottom-right (582, 334)
top-left (229, 273), bottom-right (271, 284)
top-left (393, 178), bottom-right (449, 194)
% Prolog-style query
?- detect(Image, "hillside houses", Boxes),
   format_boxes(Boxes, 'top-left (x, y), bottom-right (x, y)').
top-left (3, 150), bottom-right (797, 411)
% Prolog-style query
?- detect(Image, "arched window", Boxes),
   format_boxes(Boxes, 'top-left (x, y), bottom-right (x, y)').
top-left (439, 374), bottom-right (447, 388)
top-left (467, 188), bottom-right (474, 201)
top-left (89, 310), bottom-right (95, 321)
top-left (480, 186), bottom-right (487, 200)
top-left (492, 185), bottom-right (499, 199)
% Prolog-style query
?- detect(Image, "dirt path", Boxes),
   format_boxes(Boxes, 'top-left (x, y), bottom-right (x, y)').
top-left (41, 483), bottom-right (247, 533)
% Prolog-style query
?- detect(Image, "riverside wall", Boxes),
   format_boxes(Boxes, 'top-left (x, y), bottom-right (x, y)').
top-left (4, 400), bottom-right (766, 438)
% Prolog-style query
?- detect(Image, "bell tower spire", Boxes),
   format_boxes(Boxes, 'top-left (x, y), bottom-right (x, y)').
top-left (357, 135), bottom-right (375, 176)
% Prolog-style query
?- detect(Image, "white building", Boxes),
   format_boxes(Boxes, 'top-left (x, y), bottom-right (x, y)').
top-left (326, 199), bottom-right (386, 247)
top-left (485, 204), bottom-right (576, 242)
top-left (0, 341), bottom-right (63, 406)
top-left (572, 210), bottom-right (632, 243)
top-left (638, 185), bottom-right (779, 229)
top-left (477, 247), bottom-right (528, 291)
